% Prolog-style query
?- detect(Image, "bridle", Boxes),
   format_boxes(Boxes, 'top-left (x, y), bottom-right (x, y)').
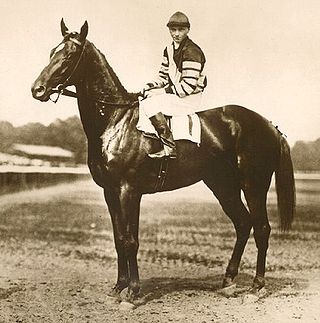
top-left (50, 36), bottom-right (86, 103)
top-left (49, 35), bottom-right (140, 111)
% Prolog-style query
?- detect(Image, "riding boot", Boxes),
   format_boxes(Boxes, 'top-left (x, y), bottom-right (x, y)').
top-left (148, 112), bottom-right (177, 159)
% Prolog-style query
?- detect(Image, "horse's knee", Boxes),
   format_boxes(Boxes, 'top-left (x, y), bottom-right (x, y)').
top-left (126, 238), bottom-right (139, 255)
top-left (114, 235), bottom-right (126, 253)
top-left (114, 235), bottom-right (139, 257)
top-left (121, 237), bottom-right (139, 257)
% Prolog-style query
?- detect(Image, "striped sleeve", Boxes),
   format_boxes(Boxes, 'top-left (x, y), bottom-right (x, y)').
top-left (175, 60), bottom-right (202, 97)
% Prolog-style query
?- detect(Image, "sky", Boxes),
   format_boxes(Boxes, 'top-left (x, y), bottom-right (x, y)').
top-left (0, 0), bottom-right (319, 145)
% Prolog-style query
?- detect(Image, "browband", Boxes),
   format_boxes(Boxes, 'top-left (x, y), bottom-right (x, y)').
top-left (70, 38), bottom-right (82, 46)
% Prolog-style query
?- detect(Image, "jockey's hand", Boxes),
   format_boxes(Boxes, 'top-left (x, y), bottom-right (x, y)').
top-left (142, 83), bottom-right (155, 97)
top-left (144, 87), bottom-right (165, 99)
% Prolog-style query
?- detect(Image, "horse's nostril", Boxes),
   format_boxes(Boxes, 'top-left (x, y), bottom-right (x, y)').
top-left (32, 84), bottom-right (46, 98)
top-left (36, 85), bottom-right (46, 94)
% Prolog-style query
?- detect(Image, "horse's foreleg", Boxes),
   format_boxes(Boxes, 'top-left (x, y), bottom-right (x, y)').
top-left (104, 188), bottom-right (129, 298)
top-left (119, 184), bottom-right (142, 302)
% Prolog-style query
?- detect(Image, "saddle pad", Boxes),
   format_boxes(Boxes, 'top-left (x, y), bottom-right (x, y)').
top-left (136, 106), bottom-right (201, 145)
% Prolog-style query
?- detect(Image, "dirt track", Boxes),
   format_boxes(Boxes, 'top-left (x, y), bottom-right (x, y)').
top-left (0, 179), bottom-right (319, 322)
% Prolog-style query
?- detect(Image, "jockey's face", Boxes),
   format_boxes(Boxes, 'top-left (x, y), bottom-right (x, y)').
top-left (169, 26), bottom-right (189, 44)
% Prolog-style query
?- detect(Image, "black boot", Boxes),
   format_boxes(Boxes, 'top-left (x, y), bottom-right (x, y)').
top-left (148, 112), bottom-right (177, 159)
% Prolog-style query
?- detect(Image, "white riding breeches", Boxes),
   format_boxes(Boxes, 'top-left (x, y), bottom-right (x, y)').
top-left (140, 92), bottom-right (203, 117)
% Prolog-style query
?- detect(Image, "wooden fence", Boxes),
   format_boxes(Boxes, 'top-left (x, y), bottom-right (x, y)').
top-left (0, 166), bottom-right (90, 195)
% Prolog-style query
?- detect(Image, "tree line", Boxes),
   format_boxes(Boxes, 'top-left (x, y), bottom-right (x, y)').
top-left (0, 116), bottom-right (319, 170)
top-left (0, 117), bottom-right (87, 164)
top-left (291, 138), bottom-right (320, 171)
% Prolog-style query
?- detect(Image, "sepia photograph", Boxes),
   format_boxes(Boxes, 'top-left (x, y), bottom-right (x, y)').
top-left (0, 1), bottom-right (319, 322)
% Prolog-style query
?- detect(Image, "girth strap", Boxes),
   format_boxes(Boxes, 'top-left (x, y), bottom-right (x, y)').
top-left (154, 157), bottom-right (170, 191)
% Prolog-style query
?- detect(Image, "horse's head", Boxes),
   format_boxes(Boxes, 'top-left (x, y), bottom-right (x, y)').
top-left (31, 19), bottom-right (88, 102)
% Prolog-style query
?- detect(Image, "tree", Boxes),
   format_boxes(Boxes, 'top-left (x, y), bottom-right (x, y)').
top-left (291, 139), bottom-right (320, 171)
top-left (0, 121), bottom-right (15, 151)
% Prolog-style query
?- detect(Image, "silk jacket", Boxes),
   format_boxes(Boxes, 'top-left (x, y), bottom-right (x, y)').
top-left (150, 37), bottom-right (207, 97)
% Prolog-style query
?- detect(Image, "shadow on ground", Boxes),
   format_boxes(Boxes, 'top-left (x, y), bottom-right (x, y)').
top-left (138, 272), bottom-right (308, 303)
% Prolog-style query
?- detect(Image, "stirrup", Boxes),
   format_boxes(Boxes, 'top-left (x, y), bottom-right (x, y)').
top-left (148, 148), bottom-right (177, 159)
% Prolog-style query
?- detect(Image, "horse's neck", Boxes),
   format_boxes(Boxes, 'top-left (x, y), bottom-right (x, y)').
top-left (75, 42), bottom-right (134, 138)
top-left (82, 42), bottom-right (130, 103)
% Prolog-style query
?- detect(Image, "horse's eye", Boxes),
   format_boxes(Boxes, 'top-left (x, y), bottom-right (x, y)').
top-left (49, 43), bottom-right (66, 59)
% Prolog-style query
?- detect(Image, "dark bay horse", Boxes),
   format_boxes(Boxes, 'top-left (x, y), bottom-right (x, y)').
top-left (31, 20), bottom-right (295, 302)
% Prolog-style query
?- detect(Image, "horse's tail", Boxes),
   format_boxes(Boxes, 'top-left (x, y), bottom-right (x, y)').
top-left (274, 135), bottom-right (296, 231)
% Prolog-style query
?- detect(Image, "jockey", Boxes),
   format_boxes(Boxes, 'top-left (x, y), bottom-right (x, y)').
top-left (141, 11), bottom-right (207, 159)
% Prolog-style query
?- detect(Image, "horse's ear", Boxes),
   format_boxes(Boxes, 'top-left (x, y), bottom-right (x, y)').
top-left (80, 21), bottom-right (88, 41)
top-left (61, 18), bottom-right (69, 36)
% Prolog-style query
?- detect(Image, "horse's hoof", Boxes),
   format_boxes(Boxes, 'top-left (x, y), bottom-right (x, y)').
top-left (218, 283), bottom-right (237, 297)
top-left (222, 277), bottom-right (234, 288)
top-left (119, 301), bottom-right (136, 311)
top-left (121, 286), bottom-right (141, 304)
top-left (252, 276), bottom-right (265, 290)
top-left (107, 287), bottom-right (122, 302)
top-left (122, 293), bottom-right (140, 305)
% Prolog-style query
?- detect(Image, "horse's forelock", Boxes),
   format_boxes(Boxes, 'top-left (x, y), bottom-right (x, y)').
top-left (63, 32), bottom-right (81, 42)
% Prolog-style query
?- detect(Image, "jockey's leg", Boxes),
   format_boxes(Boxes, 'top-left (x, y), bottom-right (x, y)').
top-left (148, 112), bottom-right (177, 159)
top-left (141, 92), bottom-right (202, 159)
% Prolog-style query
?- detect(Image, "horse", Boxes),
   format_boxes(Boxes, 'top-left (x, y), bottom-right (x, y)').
top-left (31, 20), bottom-right (295, 303)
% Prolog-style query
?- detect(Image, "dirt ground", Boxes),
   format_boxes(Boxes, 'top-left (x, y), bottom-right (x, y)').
top-left (0, 178), bottom-right (319, 322)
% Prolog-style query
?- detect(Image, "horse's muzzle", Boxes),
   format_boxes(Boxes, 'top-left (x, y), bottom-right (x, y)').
top-left (31, 83), bottom-right (50, 101)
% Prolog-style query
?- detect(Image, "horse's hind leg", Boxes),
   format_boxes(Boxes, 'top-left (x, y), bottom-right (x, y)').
top-left (203, 160), bottom-right (252, 288)
top-left (221, 197), bottom-right (252, 288)
top-left (243, 184), bottom-right (271, 291)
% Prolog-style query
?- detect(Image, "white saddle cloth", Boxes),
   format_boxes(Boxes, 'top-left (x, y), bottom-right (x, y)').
top-left (137, 106), bottom-right (201, 145)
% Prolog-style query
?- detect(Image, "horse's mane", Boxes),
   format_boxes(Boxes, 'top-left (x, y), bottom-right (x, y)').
top-left (87, 40), bottom-right (139, 102)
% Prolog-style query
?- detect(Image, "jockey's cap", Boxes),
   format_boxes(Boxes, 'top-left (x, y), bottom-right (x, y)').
top-left (166, 12), bottom-right (190, 28)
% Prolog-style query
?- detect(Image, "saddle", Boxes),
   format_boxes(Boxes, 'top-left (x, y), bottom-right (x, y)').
top-left (136, 107), bottom-right (201, 145)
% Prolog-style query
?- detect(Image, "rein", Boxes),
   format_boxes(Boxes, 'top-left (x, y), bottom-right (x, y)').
top-left (50, 37), bottom-right (140, 111)
top-left (53, 87), bottom-right (140, 115)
